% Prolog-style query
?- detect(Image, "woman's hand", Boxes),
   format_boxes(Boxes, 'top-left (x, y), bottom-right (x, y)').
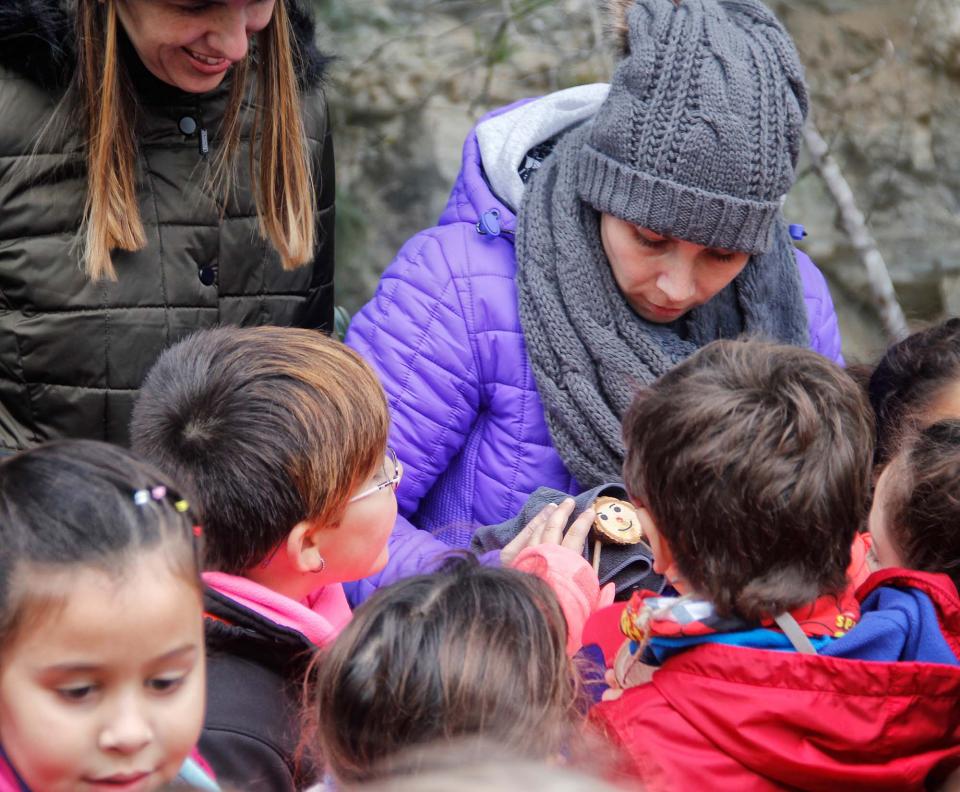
top-left (500, 497), bottom-right (595, 565)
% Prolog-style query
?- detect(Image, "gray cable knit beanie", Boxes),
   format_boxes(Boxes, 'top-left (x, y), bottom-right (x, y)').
top-left (578, 0), bottom-right (809, 255)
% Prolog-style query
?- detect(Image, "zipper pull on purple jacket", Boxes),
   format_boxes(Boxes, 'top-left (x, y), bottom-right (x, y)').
top-left (477, 209), bottom-right (502, 237)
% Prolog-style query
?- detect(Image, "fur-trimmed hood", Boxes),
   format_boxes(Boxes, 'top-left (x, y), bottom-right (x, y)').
top-left (0, 0), bottom-right (331, 92)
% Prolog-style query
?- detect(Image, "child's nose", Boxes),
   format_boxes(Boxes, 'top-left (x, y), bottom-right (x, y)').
top-left (99, 700), bottom-right (154, 754)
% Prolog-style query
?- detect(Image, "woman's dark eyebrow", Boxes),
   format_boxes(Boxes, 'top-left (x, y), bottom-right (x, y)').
top-left (151, 643), bottom-right (199, 663)
top-left (633, 226), bottom-right (671, 241)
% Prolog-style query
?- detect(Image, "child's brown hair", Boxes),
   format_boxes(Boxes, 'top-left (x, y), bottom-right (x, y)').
top-left (308, 557), bottom-right (584, 785)
top-left (131, 326), bottom-right (389, 573)
top-left (622, 339), bottom-right (873, 620)
top-left (880, 419), bottom-right (960, 590)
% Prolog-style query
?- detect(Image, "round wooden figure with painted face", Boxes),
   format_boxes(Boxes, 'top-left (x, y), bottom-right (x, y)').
top-left (593, 496), bottom-right (644, 545)
top-left (591, 496), bottom-right (644, 574)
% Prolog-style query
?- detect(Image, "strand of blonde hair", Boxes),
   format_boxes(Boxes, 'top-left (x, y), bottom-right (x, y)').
top-left (79, 0), bottom-right (146, 281)
top-left (253, 0), bottom-right (315, 269)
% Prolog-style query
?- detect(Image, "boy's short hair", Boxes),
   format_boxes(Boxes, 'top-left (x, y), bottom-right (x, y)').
top-left (131, 326), bottom-right (389, 574)
top-left (623, 339), bottom-right (873, 620)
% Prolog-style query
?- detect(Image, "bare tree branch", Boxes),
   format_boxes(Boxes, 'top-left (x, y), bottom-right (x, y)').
top-left (802, 118), bottom-right (909, 342)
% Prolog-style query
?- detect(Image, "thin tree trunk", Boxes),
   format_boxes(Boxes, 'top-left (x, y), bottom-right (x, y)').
top-left (802, 118), bottom-right (909, 342)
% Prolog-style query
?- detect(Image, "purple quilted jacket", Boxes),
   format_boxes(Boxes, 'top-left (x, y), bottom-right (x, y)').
top-left (344, 99), bottom-right (844, 602)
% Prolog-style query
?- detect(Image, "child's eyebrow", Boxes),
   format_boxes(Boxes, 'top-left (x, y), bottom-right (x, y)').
top-left (150, 643), bottom-right (200, 664)
top-left (41, 644), bottom-right (199, 673)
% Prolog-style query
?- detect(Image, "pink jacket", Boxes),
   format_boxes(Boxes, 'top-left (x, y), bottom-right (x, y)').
top-left (512, 544), bottom-right (614, 654)
top-left (202, 572), bottom-right (352, 647)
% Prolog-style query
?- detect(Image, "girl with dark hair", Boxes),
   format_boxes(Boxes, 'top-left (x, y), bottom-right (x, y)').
top-left (0, 0), bottom-right (335, 452)
top-left (308, 558), bottom-right (587, 787)
top-left (0, 440), bottom-right (217, 791)
top-left (867, 318), bottom-right (960, 466)
top-left (863, 418), bottom-right (960, 611)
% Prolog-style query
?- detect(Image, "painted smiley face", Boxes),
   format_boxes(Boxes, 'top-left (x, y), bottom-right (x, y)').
top-left (592, 497), bottom-right (644, 545)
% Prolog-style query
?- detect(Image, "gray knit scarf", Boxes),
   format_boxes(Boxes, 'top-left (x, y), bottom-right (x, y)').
top-left (515, 124), bottom-right (810, 488)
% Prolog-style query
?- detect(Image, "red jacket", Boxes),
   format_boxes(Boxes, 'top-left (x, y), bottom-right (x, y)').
top-left (590, 570), bottom-right (960, 791)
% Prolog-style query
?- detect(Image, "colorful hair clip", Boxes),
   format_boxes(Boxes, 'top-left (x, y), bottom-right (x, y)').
top-left (192, 525), bottom-right (203, 538)
top-left (132, 487), bottom-right (191, 516)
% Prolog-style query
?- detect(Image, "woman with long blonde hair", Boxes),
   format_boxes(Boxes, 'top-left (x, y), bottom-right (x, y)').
top-left (0, 0), bottom-right (335, 452)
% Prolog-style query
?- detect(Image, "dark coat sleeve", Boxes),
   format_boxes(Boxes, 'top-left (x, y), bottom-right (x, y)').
top-left (199, 728), bottom-right (296, 792)
top-left (200, 651), bottom-right (311, 792)
top-left (294, 89), bottom-right (336, 331)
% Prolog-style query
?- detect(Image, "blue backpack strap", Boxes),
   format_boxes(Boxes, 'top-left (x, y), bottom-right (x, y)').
top-left (176, 756), bottom-right (220, 791)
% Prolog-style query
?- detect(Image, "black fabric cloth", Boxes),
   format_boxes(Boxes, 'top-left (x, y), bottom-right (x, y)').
top-left (0, 0), bottom-right (335, 451)
top-left (201, 588), bottom-right (319, 792)
top-left (471, 482), bottom-right (664, 598)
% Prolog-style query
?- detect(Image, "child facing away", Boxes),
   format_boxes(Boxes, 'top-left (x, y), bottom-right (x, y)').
top-left (0, 440), bottom-right (218, 792)
top-left (130, 327), bottom-right (404, 791)
top-left (307, 557), bottom-right (603, 788)
top-left (589, 339), bottom-right (960, 790)
top-left (835, 418), bottom-right (960, 663)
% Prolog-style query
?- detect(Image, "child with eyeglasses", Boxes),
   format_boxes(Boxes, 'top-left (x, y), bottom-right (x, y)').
top-left (130, 326), bottom-right (409, 792)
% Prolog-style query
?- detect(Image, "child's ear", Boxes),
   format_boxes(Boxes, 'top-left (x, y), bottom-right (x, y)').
top-left (636, 506), bottom-right (675, 577)
top-left (285, 520), bottom-right (327, 575)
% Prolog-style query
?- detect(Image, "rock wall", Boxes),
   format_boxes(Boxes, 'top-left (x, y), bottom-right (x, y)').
top-left (313, 0), bottom-right (960, 361)
top-left (772, 0), bottom-right (960, 359)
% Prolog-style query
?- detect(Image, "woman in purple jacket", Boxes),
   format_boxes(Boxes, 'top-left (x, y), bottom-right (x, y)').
top-left (345, 0), bottom-right (844, 600)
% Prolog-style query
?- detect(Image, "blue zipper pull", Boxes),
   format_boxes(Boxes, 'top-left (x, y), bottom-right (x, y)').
top-left (477, 209), bottom-right (502, 238)
top-left (788, 223), bottom-right (807, 241)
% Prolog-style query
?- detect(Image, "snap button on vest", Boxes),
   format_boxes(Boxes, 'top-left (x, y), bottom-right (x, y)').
top-left (179, 116), bottom-right (198, 136)
top-left (198, 266), bottom-right (217, 286)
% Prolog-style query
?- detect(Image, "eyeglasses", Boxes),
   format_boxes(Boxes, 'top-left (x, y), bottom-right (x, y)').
top-left (348, 447), bottom-right (403, 503)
